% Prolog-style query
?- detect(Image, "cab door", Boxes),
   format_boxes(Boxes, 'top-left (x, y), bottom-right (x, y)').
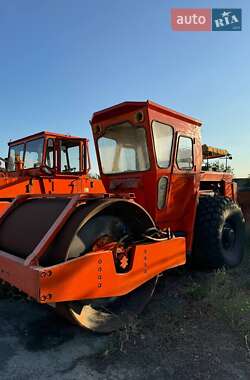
top-left (164, 134), bottom-right (198, 250)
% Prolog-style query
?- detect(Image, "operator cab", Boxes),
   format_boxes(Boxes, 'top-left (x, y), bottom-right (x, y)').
top-left (7, 131), bottom-right (90, 176)
top-left (91, 100), bottom-right (202, 250)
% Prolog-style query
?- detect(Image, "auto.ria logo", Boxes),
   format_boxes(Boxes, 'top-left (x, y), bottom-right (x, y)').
top-left (171, 8), bottom-right (242, 32)
top-left (212, 9), bottom-right (242, 31)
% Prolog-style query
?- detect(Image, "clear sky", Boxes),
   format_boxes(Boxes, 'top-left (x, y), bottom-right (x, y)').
top-left (0, 0), bottom-right (249, 176)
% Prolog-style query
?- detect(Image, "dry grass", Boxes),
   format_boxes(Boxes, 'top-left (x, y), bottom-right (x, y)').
top-left (182, 239), bottom-right (250, 338)
top-left (206, 269), bottom-right (250, 333)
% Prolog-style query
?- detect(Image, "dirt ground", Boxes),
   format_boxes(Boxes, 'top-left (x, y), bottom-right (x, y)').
top-left (1, 242), bottom-right (250, 379)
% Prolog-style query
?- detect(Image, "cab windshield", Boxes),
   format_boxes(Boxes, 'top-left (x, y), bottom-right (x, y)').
top-left (98, 122), bottom-right (150, 174)
top-left (24, 138), bottom-right (44, 169)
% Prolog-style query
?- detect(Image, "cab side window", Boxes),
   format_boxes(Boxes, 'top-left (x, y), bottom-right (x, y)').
top-left (152, 121), bottom-right (173, 168)
top-left (177, 136), bottom-right (194, 170)
top-left (61, 141), bottom-right (80, 172)
top-left (8, 144), bottom-right (25, 171)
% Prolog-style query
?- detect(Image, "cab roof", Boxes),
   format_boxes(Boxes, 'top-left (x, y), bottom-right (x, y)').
top-left (8, 131), bottom-right (86, 147)
top-left (91, 100), bottom-right (202, 126)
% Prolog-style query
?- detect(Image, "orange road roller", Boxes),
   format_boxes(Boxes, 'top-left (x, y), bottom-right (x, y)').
top-left (0, 101), bottom-right (245, 332)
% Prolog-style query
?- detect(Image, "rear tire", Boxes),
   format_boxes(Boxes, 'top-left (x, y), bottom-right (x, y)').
top-left (192, 196), bottom-right (245, 269)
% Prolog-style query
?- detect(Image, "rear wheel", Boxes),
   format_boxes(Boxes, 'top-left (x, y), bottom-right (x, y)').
top-left (192, 196), bottom-right (245, 269)
top-left (56, 214), bottom-right (157, 333)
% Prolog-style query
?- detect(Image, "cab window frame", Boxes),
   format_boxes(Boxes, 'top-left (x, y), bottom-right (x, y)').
top-left (23, 138), bottom-right (45, 170)
top-left (59, 139), bottom-right (81, 174)
top-left (151, 120), bottom-right (174, 170)
top-left (7, 143), bottom-right (25, 172)
top-left (45, 138), bottom-right (55, 169)
top-left (176, 135), bottom-right (194, 171)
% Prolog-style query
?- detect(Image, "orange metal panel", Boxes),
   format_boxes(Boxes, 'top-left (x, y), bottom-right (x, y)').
top-left (0, 250), bottom-right (40, 299)
top-left (200, 171), bottom-right (233, 183)
top-left (0, 176), bottom-right (105, 198)
top-left (39, 237), bottom-right (186, 303)
top-left (0, 202), bottom-right (11, 216)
